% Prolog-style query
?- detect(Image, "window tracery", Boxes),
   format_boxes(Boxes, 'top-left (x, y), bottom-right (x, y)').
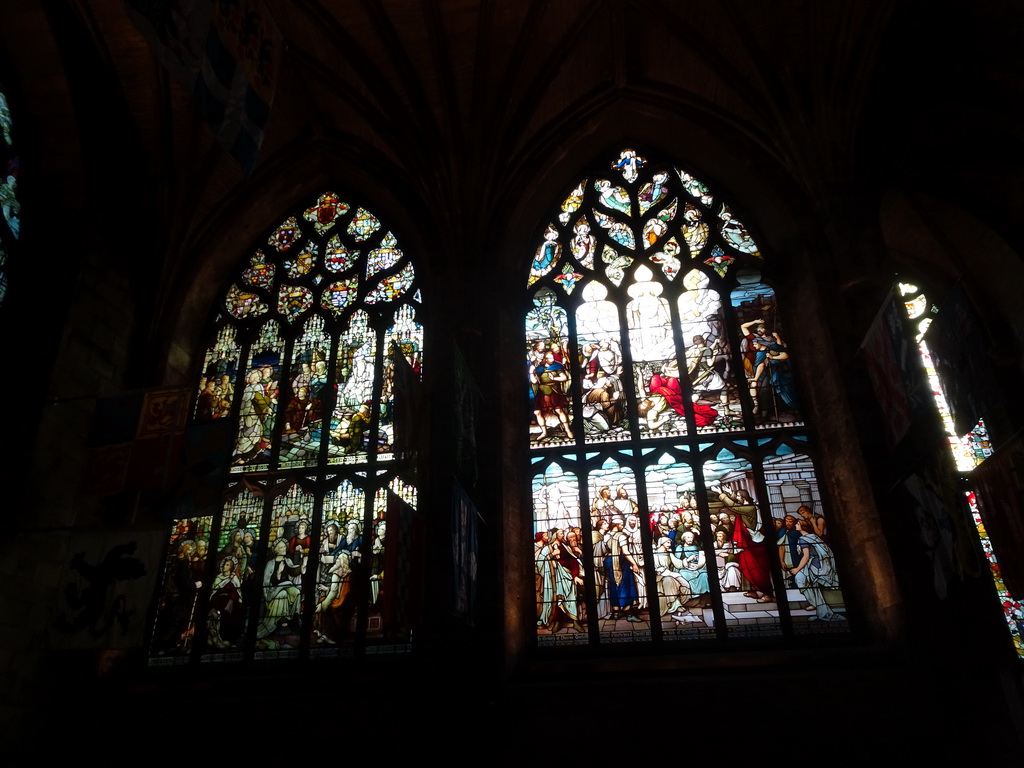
top-left (150, 191), bottom-right (422, 663)
top-left (527, 149), bottom-right (848, 646)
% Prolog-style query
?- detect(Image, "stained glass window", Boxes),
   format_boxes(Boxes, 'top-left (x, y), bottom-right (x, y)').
top-left (0, 84), bottom-right (19, 305)
top-left (897, 282), bottom-right (1020, 656)
top-left (150, 191), bottom-right (423, 664)
top-left (527, 149), bottom-right (848, 647)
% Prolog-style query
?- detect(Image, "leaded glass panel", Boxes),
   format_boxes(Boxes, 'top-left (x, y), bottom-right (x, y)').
top-left (526, 149), bottom-right (847, 648)
top-left (153, 189), bottom-right (423, 664)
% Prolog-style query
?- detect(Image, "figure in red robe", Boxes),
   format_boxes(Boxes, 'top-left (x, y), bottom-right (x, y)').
top-left (648, 359), bottom-right (718, 426)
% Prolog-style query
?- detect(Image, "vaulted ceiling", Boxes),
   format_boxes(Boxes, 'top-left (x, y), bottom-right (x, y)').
top-left (1, 1), bottom-right (1022, 342)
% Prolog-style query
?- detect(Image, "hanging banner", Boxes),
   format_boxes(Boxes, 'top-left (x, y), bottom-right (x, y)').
top-left (125, 0), bottom-right (282, 174)
top-left (860, 288), bottom-right (928, 448)
top-left (925, 284), bottom-right (998, 436)
top-left (52, 529), bottom-right (165, 649)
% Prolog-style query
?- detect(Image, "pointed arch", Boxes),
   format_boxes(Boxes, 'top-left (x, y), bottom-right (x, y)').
top-left (150, 190), bottom-right (423, 663)
top-left (525, 148), bottom-right (848, 646)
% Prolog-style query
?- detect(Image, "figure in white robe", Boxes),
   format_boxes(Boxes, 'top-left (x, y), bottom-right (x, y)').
top-left (789, 521), bottom-right (844, 621)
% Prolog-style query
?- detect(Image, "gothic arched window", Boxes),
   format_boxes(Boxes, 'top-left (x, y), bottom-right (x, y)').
top-left (527, 148), bottom-right (849, 646)
top-left (150, 191), bottom-right (423, 663)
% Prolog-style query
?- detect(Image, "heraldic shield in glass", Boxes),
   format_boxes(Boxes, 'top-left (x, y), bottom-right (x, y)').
top-left (150, 191), bottom-right (423, 664)
top-left (527, 150), bottom-right (847, 647)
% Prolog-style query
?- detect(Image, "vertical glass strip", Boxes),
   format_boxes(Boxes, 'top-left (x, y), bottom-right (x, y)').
top-left (533, 463), bottom-right (588, 646)
top-left (203, 489), bottom-right (264, 661)
top-left (703, 449), bottom-right (783, 638)
top-left (149, 516), bottom-right (214, 664)
top-left (311, 479), bottom-right (365, 655)
top-left (254, 484), bottom-right (316, 657)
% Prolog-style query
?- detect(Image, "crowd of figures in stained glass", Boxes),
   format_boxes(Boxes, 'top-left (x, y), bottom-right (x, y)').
top-left (151, 192), bottom-right (422, 663)
top-left (528, 150), bottom-right (845, 645)
top-left (0, 84), bottom-right (20, 304)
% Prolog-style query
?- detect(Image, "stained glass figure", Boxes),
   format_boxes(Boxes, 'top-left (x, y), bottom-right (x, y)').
top-left (380, 305), bottom-right (424, 460)
top-left (732, 283), bottom-right (802, 428)
top-left (526, 290), bottom-right (573, 446)
top-left (330, 310), bottom-right (377, 463)
top-left (279, 315), bottom-right (329, 469)
top-left (601, 244), bottom-right (632, 286)
top-left (313, 479), bottom-right (365, 651)
top-left (681, 203), bottom-right (708, 257)
top-left (628, 266), bottom-right (700, 438)
top-left (593, 208), bottom-right (635, 250)
top-left (645, 454), bottom-right (715, 639)
top-left (680, 270), bottom-right (741, 431)
top-left (588, 459), bottom-right (651, 642)
top-left (0, 90), bottom-right (11, 146)
top-left (576, 281), bottom-right (627, 443)
top-left (348, 207), bottom-right (381, 241)
top-left (650, 237), bottom-right (681, 280)
top-left (532, 462), bottom-right (587, 645)
top-left (719, 204), bottom-right (760, 257)
top-left (254, 484), bottom-right (315, 656)
top-left (365, 480), bottom-right (416, 647)
top-left (303, 191), bottom-right (350, 235)
top-left (276, 284), bottom-right (313, 321)
top-left (321, 277), bottom-right (359, 315)
top-left (325, 234), bottom-right (358, 272)
top-left (613, 148), bottom-right (646, 183)
top-left (1, 164), bottom-right (20, 239)
top-left (553, 263), bottom-right (584, 294)
top-left (763, 445), bottom-right (847, 632)
top-left (559, 181), bottom-right (585, 225)
top-left (284, 243), bottom-right (317, 277)
top-left (642, 215), bottom-right (667, 249)
top-left (243, 251), bottom-right (275, 290)
top-left (529, 225), bottom-right (560, 286)
top-left (195, 325), bottom-right (241, 421)
top-left (679, 170), bottom-right (712, 206)
top-left (638, 172), bottom-right (669, 214)
top-left (204, 488), bottom-right (264, 659)
top-left (225, 284), bottom-right (268, 319)
top-left (525, 150), bottom-right (839, 649)
top-left (704, 244), bottom-right (734, 277)
top-left (702, 447), bottom-right (783, 638)
top-left (232, 321), bottom-right (284, 471)
top-left (595, 179), bottom-right (632, 215)
top-left (570, 218), bottom-right (596, 268)
top-left (268, 216), bottom-right (302, 252)
top-left (150, 517), bottom-right (213, 661)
